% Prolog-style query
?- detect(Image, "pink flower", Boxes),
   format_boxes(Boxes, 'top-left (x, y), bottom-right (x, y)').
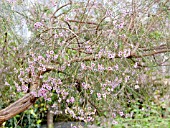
top-left (70, 97), bottom-right (75, 103)
top-left (114, 43), bottom-right (118, 49)
top-left (5, 81), bottom-right (10, 86)
top-left (31, 91), bottom-right (37, 97)
top-left (34, 22), bottom-right (43, 29)
top-left (40, 42), bottom-right (45, 45)
top-left (57, 79), bottom-right (62, 85)
top-left (45, 98), bottom-right (51, 101)
top-left (118, 51), bottom-right (123, 57)
top-left (58, 98), bottom-right (62, 103)
top-left (114, 64), bottom-right (119, 70)
top-left (54, 55), bottom-right (58, 60)
top-left (59, 33), bottom-right (63, 37)
top-left (102, 93), bottom-right (106, 99)
top-left (125, 76), bottom-right (130, 82)
top-left (66, 99), bottom-right (70, 103)
top-left (123, 49), bottom-right (131, 58)
top-left (119, 111), bottom-right (124, 116)
top-left (81, 63), bottom-right (86, 70)
top-left (108, 53), bottom-right (115, 59)
top-left (87, 116), bottom-right (93, 122)
top-left (91, 63), bottom-right (95, 68)
top-left (50, 50), bottom-right (54, 55)
top-left (134, 62), bottom-right (138, 68)
top-left (46, 85), bottom-right (52, 91)
top-left (118, 22), bottom-right (124, 29)
top-left (38, 88), bottom-right (47, 97)
top-left (112, 120), bottom-right (118, 125)
top-left (112, 113), bottom-right (116, 118)
top-left (54, 34), bottom-right (58, 38)
top-left (98, 64), bottom-right (104, 71)
top-left (7, 0), bottom-right (16, 4)
top-left (38, 55), bottom-right (43, 60)
top-left (108, 67), bottom-right (113, 71)
top-left (22, 85), bottom-right (28, 93)
top-left (82, 82), bottom-right (90, 89)
top-left (97, 93), bottom-right (102, 100)
top-left (16, 86), bottom-right (21, 92)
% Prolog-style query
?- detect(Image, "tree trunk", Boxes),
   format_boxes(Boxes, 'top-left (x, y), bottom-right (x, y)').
top-left (0, 93), bottom-right (37, 126)
top-left (47, 110), bottom-right (54, 128)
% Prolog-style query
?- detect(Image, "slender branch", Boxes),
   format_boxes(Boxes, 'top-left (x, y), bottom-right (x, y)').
top-left (51, 1), bottom-right (72, 20)
top-left (132, 49), bottom-right (170, 58)
top-left (67, 19), bottom-right (98, 25)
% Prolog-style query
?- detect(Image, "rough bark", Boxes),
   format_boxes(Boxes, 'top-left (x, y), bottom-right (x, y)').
top-left (0, 93), bottom-right (37, 126)
top-left (47, 110), bottom-right (54, 128)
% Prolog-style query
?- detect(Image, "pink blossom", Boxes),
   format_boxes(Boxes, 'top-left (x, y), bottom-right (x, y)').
top-left (82, 82), bottom-right (90, 89)
top-left (70, 97), bottom-right (75, 103)
top-left (123, 49), bottom-right (131, 58)
top-left (57, 79), bottom-right (62, 85)
top-left (38, 55), bottom-right (43, 60)
top-left (54, 34), bottom-right (58, 38)
top-left (112, 113), bottom-right (116, 118)
top-left (108, 53), bottom-right (115, 59)
top-left (59, 32), bottom-right (64, 37)
top-left (114, 43), bottom-right (118, 49)
top-left (114, 64), bottom-right (119, 70)
top-left (50, 50), bottom-right (54, 55)
top-left (102, 93), bottom-right (106, 99)
top-left (42, 67), bottom-right (46, 71)
top-left (91, 63), bottom-right (95, 67)
top-left (45, 98), bottom-right (51, 101)
top-left (81, 63), bottom-right (87, 70)
top-left (6, 0), bottom-right (16, 4)
top-left (54, 55), bottom-right (58, 60)
top-left (5, 81), bottom-right (10, 86)
top-left (38, 88), bottom-right (48, 97)
top-left (118, 22), bottom-right (124, 29)
top-left (97, 93), bottom-right (102, 100)
top-left (118, 51), bottom-right (123, 57)
top-left (58, 98), bottom-right (62, 103)
top-left (46, 85), bottom-right (52, 91)
top-left (31, 91), bottom-right (37, 97)
top-left (90, 90), bottom-right (94, 94)
top-left (22, 85), bottom-right (28, 93)
top-left (125, 76), bottom-right (130, 82)
top-left (66, 99), bottom-right (70, 103)
top-left (34, 22), bottom-right (43, 29)
top-left (86, 116), bottom-right (94, 122)
top-left (134, 62), bottom-right (138, 68)
top-left (135, 85), bottom-right (140, 89)
top-left (98, 64), bottom-right (104, 71)
top-left (119, 111), bottom-right (124, 116)
top-left (40, 42), bottom-right (45, 45)
top-left (112, 120), bottom-right (118, 125)
top-left (107, 67), bottom-right (113, 71)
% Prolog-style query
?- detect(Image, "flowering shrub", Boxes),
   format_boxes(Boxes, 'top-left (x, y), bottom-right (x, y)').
top-left (0, 0), bottom-right (170, 127)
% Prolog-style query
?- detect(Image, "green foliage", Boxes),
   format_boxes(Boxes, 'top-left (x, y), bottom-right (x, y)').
top-left (149, 31), bottom-right (162, 40)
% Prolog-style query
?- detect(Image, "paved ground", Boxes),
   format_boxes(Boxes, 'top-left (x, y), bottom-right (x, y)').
top-left (41, 122), bottom-right (86, 128)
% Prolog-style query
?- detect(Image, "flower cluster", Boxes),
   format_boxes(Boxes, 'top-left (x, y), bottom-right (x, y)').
top-left (65, 107), bottom-right (96, 122)
top-left (34, 22), bottom-right (43, 29)
top-left (81, 62), bottom-right (120, 72)
top-left (6, 0), bottom-right (16, 4)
